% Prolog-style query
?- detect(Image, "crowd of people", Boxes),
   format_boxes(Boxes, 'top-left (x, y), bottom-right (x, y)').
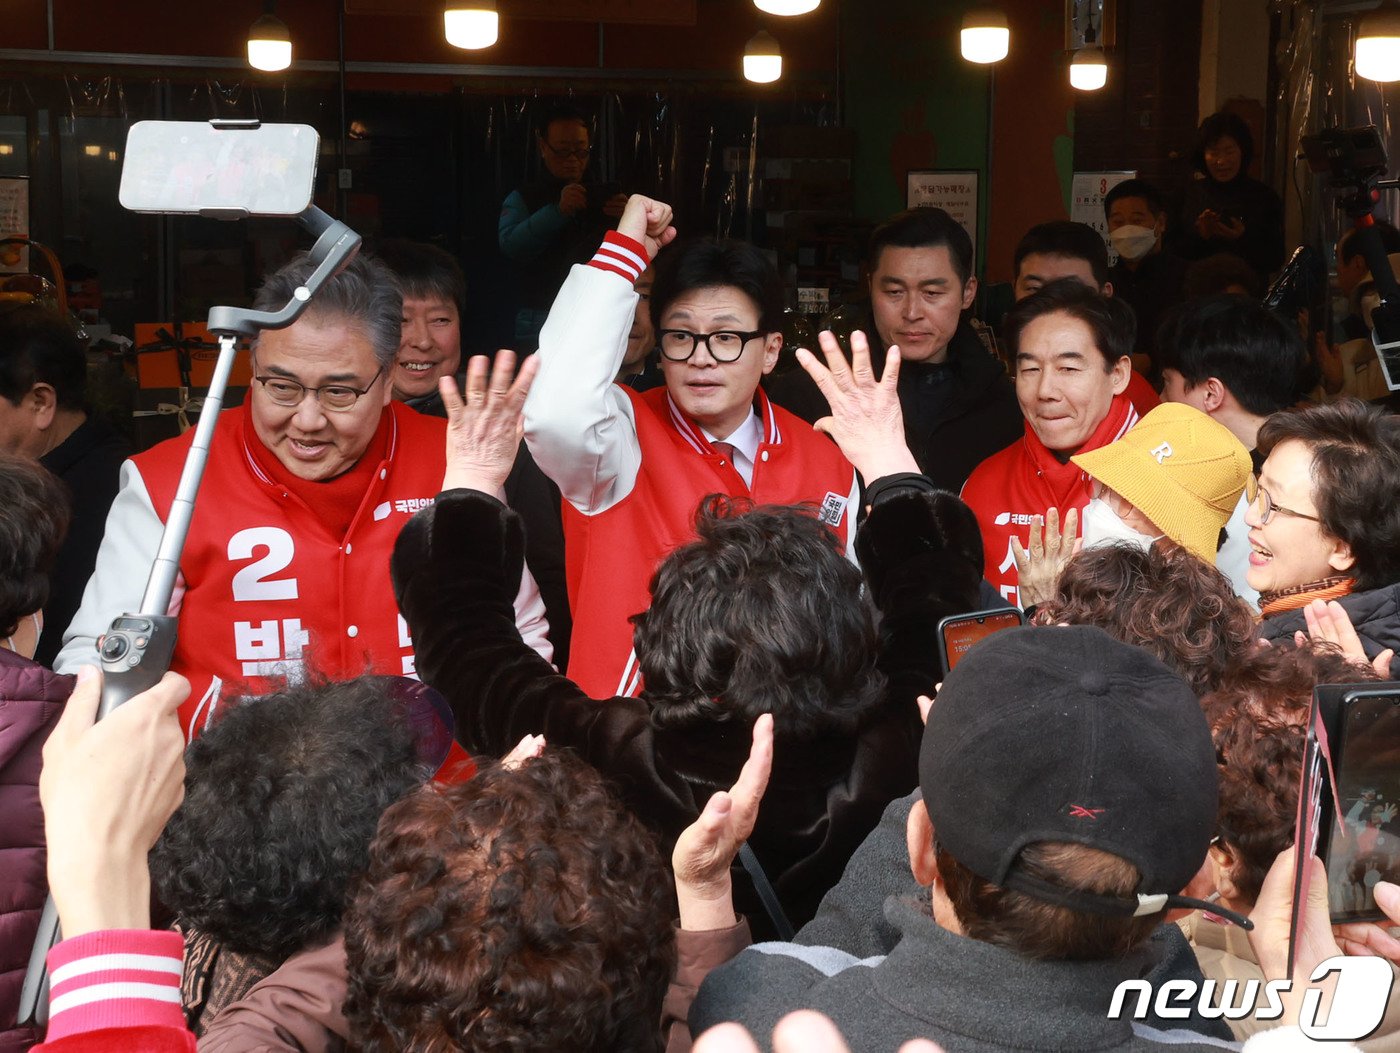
top-left (2, 106), bottom-right (1400, 1051)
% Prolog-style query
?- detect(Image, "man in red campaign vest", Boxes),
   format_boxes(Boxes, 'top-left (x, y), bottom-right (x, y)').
top-left (56, 252), bottom-right (552, 742)
top-left (961, 279), bottom-right (1138, 608)
top-left (525, 196), bottom-right (858, 699)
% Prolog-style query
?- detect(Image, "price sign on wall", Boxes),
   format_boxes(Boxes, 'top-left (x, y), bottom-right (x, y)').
top-left (907, 169), bottom-right (979, 258)
top-left (0, 177), bottom-right (29, 274)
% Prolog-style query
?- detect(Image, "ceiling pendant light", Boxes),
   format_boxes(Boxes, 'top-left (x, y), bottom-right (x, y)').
top-left (445, 0), bottom-right (499, 50)
top-left (1070, 42), bottom-right (1107, 90)
top-left (246, 5), bottom-right (292, 72)
top-left (960, 5), bottom-right (1009, 64)
top-left (1356, 0), bottom-right (1400, 82)
top-left (754, 0), bottom-right (820, 14)
top-left (744, 30), bottom-right (783, 83)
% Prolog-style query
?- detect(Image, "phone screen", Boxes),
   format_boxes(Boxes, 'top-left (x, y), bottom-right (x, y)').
top-left (1321, 693), bottom-right (1400, 923)
top-left (940, 611), bottom-right (1024, 672)
top-left (119, 121), bottom-right (319, 217)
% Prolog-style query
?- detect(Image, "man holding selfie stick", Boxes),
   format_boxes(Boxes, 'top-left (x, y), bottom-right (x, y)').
top-left (56, 251), bottom-right (553, 741)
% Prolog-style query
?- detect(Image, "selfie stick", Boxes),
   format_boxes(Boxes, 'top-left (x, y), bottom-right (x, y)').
top-left (18, 204), bottom-right (362, 1029)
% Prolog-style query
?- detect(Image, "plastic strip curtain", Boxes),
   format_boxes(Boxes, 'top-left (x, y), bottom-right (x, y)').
top-left (1276, 0), bottom-right (1399, 266)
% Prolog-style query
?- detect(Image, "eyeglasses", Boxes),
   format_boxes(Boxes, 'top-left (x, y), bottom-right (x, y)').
top-left (1250, 479), bottom-right (1321, 525)
top-left (658, 329), bottom-right (765, 363)
top-left (252, 363), bottom-right (385, 412)
top-left (542, 142), bottom-right (591, 160)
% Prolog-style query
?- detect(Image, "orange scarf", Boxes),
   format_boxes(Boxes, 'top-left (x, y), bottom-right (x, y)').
top-left (1258, 575), bottom-right (1356, 618)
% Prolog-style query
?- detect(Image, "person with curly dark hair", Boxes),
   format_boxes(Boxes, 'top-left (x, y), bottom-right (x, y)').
top-left (1032, 541), bottom-right (1257, 698)
top-left (149, 675), bottom-right (428, 1035)
top-left (0, 452), bottom-right (72, 1050)
top-left (392, 337), bottom-right (985, 937)
top-left (344, 748), bottom-right (675, 1052)
top-left (1183, 644), bottom-right (1390, 1042)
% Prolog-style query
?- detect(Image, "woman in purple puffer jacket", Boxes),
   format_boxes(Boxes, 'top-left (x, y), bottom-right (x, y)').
top-left (0, 453), bottom-right (72, 1052)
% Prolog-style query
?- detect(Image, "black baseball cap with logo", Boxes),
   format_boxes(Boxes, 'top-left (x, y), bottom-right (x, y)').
top-left (920, 624), bottom-right (1251, 930)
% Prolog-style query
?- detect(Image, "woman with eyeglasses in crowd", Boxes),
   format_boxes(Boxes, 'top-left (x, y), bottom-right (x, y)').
top-left (1249, 398), bottom-right (1400, 676)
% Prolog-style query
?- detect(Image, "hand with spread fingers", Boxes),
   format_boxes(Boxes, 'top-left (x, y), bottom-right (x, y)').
top-left (673, 714), bottom-right (774, 932)
top-left (440, 350), bottom-right (539, 496)
top-left (1010, 506), bottom-right (1080, 610)
top-left (796, 329), bottom-right (920, 483)
top-left (1293, 598), bottom-right (1396, 678)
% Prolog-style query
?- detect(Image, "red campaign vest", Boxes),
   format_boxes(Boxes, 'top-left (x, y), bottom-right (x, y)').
top-left (562, 386), bottom-right (856, 699)
top-left (135, 402), bottom-right (447, 740)
top-left (1124, 369), bottom-right (1161, 418)
top-left (960, 394), bottom-right (1138, 608)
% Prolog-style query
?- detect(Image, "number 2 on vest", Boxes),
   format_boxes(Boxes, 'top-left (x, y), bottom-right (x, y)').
top-left (228, 527), bottom-right (300, 601)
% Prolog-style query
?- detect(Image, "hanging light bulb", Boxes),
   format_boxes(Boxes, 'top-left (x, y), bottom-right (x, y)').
top-left (744, 30), bottom-right (783, 83)
top-left (960, 5), bottom-right (1009, 64)
top-left (246, 6), bottom-right (292, 72)
top-left (444, 0), bottom-right (499, 50)
top-left (1070, 44), bottom-right (1107, 90)
top-left (754, 0), bottom-right (820, 14)
top-left (1357, 0), bottom-right (1400, 82)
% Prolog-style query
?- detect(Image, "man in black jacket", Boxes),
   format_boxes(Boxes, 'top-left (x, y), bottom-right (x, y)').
top-left (766, 209), bottom-right (1022, 492)
top-left (0, 304), bottom-right (129, 667)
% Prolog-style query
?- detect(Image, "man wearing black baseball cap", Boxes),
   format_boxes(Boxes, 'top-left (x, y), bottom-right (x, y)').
top-left (691, 625), bottom-right (1244, 1051)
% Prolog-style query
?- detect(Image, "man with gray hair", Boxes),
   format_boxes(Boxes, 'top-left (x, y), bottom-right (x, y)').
top-left (57, 252), bottom-right (551, 746)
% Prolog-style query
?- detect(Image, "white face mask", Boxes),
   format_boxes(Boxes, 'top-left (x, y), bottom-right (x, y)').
top-left (4, 612), bottom-right (42, 659)
top-left (1081, 497), bottom-right (1160, 552)
top-left (1109, 224), bottom-right (1159, 261)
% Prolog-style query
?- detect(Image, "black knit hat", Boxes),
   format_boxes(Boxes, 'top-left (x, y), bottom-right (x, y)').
top-left (920, 625), bottom-right (1250, 928)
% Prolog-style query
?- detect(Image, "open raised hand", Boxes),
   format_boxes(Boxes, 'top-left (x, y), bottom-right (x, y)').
top-left (1010, 507), bottom-right (1080, 609)
top-left (440, 349), bottom-right (539, 496)
top-left (673, 714), bottom-right (774, 931)
top-left (796, 329), bottom-right (919, 482)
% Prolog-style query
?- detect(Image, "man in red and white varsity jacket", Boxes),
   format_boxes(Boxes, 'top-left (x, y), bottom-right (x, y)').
top-left (961, 280), bottom-right (1138, 608)
top-left (57, 252), bottom-right (551, 741)
top-left (524, 196), bottom-right (858, 699)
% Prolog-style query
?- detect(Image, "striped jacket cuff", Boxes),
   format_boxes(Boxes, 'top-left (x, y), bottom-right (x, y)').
top-left (589, 231), bottom-right (650, 283)
top-left (46, 929), bottom-right (185, 1041)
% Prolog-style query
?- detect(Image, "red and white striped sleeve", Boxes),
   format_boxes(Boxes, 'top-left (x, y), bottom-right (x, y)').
top-left (588, 231), bottom-right (651, 283)
top-left (43, 929), bottom-right (187, 1043)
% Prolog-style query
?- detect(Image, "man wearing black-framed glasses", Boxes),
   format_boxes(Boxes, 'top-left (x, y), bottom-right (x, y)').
top-left (58, 252), bottom-right (554, 744)
top-left (500, 104), bottom-right (629, 349)
top-left (525, 194), bottom-right (859, 700)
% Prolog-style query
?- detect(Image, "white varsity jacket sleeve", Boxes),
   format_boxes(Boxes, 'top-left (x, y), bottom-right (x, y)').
top-left (523, 232), bottom-right (649, 517)
top-left (55, 459), bottom-right (162, 674)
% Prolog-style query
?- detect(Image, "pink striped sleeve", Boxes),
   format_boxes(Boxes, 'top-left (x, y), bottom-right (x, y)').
top-left (45, 929), bottom-right (186, 1041)
top-left (589, 231), bottom-right (651, 283)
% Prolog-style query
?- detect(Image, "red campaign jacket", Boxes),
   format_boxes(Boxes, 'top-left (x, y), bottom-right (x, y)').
top-left (960, 394), bottom-right (1138, 607)
top-left (134, 402), bottom-right (446, 738)
top-left (1124, 369), bottom-right (1161, 418)
top-left (563, 386), bottom-right (856, 699)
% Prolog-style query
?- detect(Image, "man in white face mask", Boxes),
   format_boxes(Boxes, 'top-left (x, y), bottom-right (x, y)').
top-left (1104, 179), bottom-right (1187, 378)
